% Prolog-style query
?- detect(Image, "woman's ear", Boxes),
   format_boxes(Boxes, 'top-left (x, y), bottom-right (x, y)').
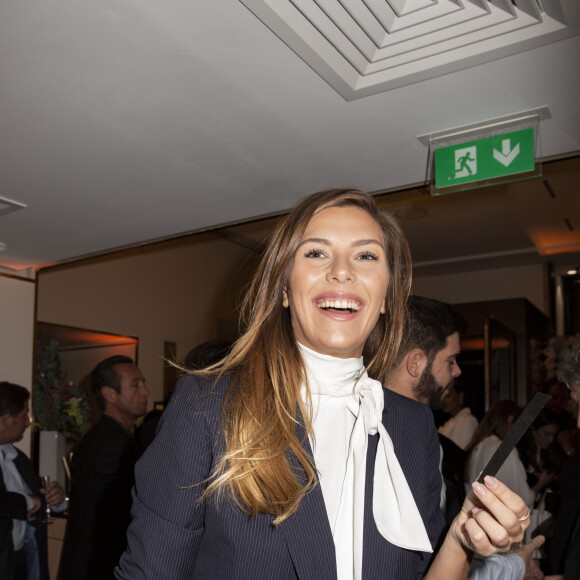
top-left (282, 288), bottom-right (289, 308)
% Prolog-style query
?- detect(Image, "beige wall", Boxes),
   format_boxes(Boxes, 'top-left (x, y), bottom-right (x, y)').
top-left (0, 273), bottom-right (36, 454)
top-left (412, 263), bottom-right (549, 314)
top-left (37, 233), bottom-right (255, 406)
top-left (36, 224), bottom-right (554, 407)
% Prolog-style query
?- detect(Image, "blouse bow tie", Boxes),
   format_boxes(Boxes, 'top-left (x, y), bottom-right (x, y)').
top-left (345, 378), bottom-right (432, 552)
top-left (299, 343), bottom-right (431, 580)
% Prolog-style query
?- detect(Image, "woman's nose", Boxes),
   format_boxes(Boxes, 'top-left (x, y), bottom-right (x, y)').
top-left (326, 256), bottom-right (354, 283)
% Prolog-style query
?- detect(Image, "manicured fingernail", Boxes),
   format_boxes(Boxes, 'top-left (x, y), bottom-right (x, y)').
top-left (484, 475), bottom-right (499, 488)
top-left (472, 507), bottom-right (481, 516)
top-left (473, 481), bottom-right (486, 496)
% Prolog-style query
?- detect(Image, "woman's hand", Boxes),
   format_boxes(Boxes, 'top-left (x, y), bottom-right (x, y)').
top-left (425, 476), bottom-right (531, 580)
top-left (450, 475), bottom-right (530, 557)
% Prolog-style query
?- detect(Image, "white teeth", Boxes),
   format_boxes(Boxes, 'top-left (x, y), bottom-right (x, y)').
top-left (317, 299), bottom-right (361, 311)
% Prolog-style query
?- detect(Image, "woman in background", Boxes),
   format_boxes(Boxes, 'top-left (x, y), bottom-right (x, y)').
top-left (438, 381), bottom-right (479, 450)
top-left (116, 189), bottom-right (530, 580)
top-left (465, 400), bottom-right (553, 508)
top-left (518, 408), bottom-right (560, 492)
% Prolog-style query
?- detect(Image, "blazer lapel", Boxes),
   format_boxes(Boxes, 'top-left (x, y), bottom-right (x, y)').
top-left (280, 424), bottom-right (337, 580)
top-left (382, 388), bottom-right (401, 450)
top-left (14, 450), bottom-right (39, 493)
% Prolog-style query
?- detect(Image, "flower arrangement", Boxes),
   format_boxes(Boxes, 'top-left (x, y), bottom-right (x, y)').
top-left (33, 340), bottom-right (92, 440)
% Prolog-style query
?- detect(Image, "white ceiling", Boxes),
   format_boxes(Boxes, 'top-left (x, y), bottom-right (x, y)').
top-left (0, 0), bottom-right (579, 276)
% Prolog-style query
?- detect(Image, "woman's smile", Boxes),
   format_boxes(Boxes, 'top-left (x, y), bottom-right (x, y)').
top-left (284, 206), bottom-right (389, 359)
top-left (314, 292), bottom-right (364, 319)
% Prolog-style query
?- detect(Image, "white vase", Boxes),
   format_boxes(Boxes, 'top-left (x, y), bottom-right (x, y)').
top-left (38, 430), bottom-right (67, 486)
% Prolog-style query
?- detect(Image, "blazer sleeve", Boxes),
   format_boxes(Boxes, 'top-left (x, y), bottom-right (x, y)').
top-left (115, 376), bottom-right (221, 579)
top-left (0, 490), bottom-right (29, 520)
top-left (418, 405), bottom-right (447, 567)
top-left (1, 451), bottom-right (42, 520)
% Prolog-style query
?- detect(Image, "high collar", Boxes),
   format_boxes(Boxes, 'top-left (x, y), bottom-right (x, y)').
top-left (298, 342), bottom-right (365, 396)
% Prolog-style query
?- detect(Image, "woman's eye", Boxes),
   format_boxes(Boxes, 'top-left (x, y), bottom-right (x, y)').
top-left (358, 251), bottom-right (379, 261)
top-left (304, 249), bottom-right (326, 258)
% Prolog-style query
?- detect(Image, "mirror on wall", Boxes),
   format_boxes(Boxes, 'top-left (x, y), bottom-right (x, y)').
top-left (32, 321), bottom-right (139, 480)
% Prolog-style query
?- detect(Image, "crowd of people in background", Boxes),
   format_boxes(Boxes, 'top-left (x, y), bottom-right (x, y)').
top-left (2, 189), bottom-right (580, 580)
top-left (2, 321), bottom-right (579, 580)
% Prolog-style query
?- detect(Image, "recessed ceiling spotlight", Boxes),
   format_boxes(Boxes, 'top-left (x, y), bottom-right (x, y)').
top-left (567, 268), bottom-right (578, 276)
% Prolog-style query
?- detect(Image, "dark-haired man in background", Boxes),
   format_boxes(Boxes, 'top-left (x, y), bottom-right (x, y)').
top-left (59, 355), bottom-right (149, 580)
top-left (1, 381), bottom-right (65, 580)
top-left (386, 296), bottom-right (545, 580)
top-left (386, 295), bottom-right (466, 520)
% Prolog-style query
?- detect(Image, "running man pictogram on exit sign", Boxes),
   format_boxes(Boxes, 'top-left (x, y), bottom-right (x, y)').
top-left (434, 127), bottom-right (536, 189)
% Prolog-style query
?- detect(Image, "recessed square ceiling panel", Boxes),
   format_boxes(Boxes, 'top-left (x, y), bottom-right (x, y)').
top-left (240, 0), bottom-right (580, 100)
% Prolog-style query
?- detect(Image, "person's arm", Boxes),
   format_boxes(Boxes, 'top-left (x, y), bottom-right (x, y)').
top-left (115, 376), bottom-right (218, 579)
top-left (468, 535), bottom-right (547, 580)
top-left (425, 476), bottom-right (530, 580)
top-left (468, 553), bottom-right (525, 580)
top-left (0, 490), bottom-right (39, 519)
top-left (512, 535), bottom-right (545, 580)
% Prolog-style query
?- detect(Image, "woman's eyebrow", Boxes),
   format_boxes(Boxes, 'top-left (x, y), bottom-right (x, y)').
top-left (298, 237), bottom-right (329, 247)
top-left (297, 237), bottom-right (384, 248)
top-left (352, 239), bottom-right (384, 248)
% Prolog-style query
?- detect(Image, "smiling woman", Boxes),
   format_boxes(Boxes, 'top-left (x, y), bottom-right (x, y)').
top-left (283, 206), bottom-right (390, 359)
top-left (115, 189), bottom-right (530, 580)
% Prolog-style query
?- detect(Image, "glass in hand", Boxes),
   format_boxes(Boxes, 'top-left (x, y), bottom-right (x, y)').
top-left (40, 475), bottom-right (53, 523)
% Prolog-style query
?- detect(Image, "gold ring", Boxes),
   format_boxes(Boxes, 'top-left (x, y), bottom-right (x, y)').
top-left (519, 510), bottom-right (530, 522)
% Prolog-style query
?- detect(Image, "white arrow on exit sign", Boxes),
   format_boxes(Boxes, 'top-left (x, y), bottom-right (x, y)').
top-left (493, 139), bottom-right (520, 167)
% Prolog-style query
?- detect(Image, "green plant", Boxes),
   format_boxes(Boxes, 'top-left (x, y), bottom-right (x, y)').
top-left (34, 340), bottom-right (91, 440)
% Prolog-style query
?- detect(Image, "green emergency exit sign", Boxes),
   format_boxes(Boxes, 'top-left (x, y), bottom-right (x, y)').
top-left (434, 127), bottom-right (535, 189)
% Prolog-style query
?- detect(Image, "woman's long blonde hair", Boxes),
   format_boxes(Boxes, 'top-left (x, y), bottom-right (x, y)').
top-left (200, 188), bottom-right (412, 524)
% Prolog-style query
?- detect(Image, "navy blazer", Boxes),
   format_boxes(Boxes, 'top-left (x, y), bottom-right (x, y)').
top-left (116, 375), bottom-right (444, 579)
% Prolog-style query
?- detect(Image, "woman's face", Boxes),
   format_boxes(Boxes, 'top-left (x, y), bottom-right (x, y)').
top-left (532, 424), bottom-right (558, 450)
top-left (284, 206), bottom-right (389, 359)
